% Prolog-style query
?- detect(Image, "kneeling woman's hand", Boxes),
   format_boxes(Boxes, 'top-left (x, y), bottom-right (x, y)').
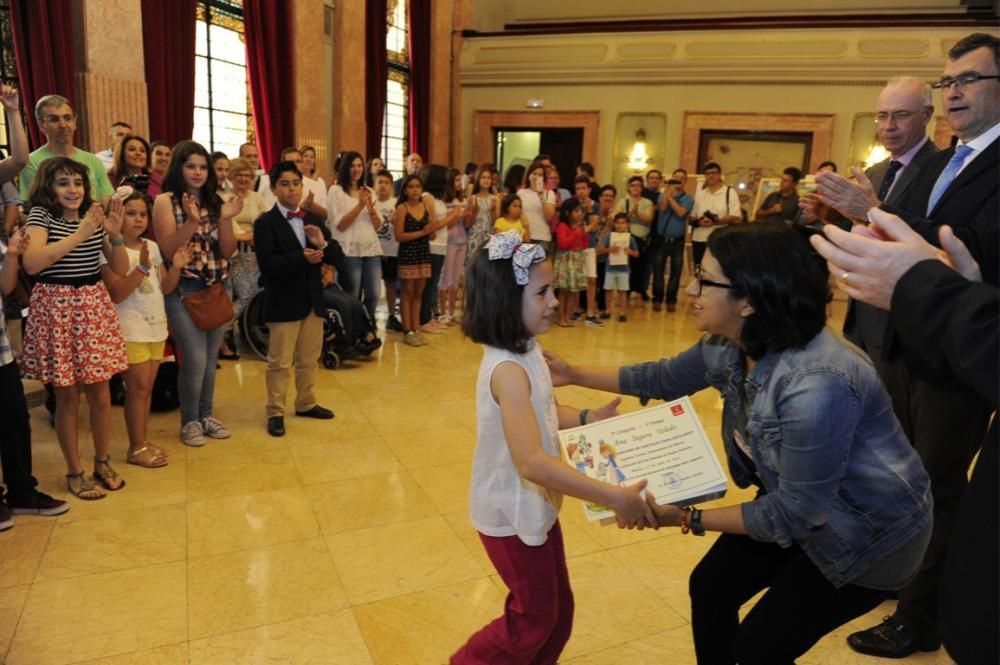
top-left (643, 490), bottom-right (683, 528)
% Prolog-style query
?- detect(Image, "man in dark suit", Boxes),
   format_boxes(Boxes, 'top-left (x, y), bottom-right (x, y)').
top-left (817, 33), bottom-right (999, 659)
top-left (842, 76), bottom-right (939, 372)
top-left (254, 160), bottom-right (344, 437)
top-left (810, 211), bottom-right (998, 665)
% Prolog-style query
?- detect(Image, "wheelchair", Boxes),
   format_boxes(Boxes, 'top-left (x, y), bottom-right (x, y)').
top-left (241, 290), bottom-right (349, 370)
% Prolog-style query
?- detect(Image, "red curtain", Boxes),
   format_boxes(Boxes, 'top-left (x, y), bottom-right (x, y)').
top-left (9, 0), bottom-right (77, 148)
top-left (244, 0), bottom-right (295, 171)
top-left (141, 0), bottom-right (196, 145)
top-left (365, 0), bottom-right (388, 161)
top-left (407, 0), bottom-right (430, 158)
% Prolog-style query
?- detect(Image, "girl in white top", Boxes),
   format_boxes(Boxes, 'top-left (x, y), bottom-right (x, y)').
top-left (327, 150), bottom-right (382, 321)
top-left (452, 230), bottom-right (653, 663)
top-left (100, 192), bottom-right (192, 468)
top-left (418, 165), bottom-right (463, 334)
top-left (300, 145), bottom-right (327, 193)
top-left (516, 160), bottom-right (557, 251)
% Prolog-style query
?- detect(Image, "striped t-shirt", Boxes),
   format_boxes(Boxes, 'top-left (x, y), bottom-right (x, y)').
top-left (25, 206), bottom-right (105, 280)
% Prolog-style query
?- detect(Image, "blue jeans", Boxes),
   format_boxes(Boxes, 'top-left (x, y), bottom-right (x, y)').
top-left (165, 282), bottom-right (226, 425)
top-left (339, 256), bottom-right (382, 322)
top-left (420, 253), bottom-right (445, 325)
top-left (650, 236), bottom-right (686, 305)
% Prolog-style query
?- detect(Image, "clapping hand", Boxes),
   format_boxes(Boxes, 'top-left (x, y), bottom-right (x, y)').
top-left (302, 190), bottom-right (315, 212)
top-left (304, 224), bottom-right (325, 248)
top-left (181, 193), bottom-right (203, 224)
top-left (220, 195), bottom-right (243, 220)
top-left (0, 84), bottom-right (20, 112)
top-left (173, 244), bottom-right (194, 269)
top-left (5, 228), bottom-right (28, 256)
top-left (78, 205), bottom-right (105, 238)
top-left (104, 196), bottom-right (124, 240)
top-left (138, 240), bottom-right (151, 270)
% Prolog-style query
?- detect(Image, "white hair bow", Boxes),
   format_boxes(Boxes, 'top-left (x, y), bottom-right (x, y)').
top-left (486, 230), bottom-right (546, 285)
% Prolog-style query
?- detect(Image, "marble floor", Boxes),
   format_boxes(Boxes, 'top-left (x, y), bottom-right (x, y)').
top-left (0, 289), bottom-right (957, 664)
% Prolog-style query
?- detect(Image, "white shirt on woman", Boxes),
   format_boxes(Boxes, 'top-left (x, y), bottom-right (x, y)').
top-left (327, 184), bottom-right (382, 257)
top-left (517, 188), bottom-right (556, 242)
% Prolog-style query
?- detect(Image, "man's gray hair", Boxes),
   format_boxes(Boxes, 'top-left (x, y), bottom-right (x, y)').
top-left (34, 94), bottom-right (73, 122)
top-left (885, 76), bottom-right (933, 108)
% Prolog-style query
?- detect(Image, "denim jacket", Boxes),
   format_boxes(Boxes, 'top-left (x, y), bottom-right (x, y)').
top-left (619, 329), bottom-right (932, 587)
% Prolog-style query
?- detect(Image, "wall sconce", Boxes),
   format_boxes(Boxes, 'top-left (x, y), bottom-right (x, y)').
top-left (863, 143), bottom-right (889, 169)
top-left (627, 128), bottom-right (651, 172)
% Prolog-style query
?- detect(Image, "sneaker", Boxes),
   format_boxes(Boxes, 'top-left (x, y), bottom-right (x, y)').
top-left (181, 420), bottom-right (206, 447)
top-left (415, 332), bottom-right (429, 346)
top-left (618, 314), bottom-right (627, 322)
top-left (0, 502), bottom-right (12, 531)
top-left (386, 315), bottom-right (404, 333)
top-left (599, 311), bottom-right (611, 320)
top-left (585, 316), bottom-right (604, 327)
top-left (403, 331), bottom-right (422, 347)
top-left (201, 416), bottom-right (231, 439)
top-left (8, 492), bottom-right (69, 517)
top-left (570, 311), bottom-right (582, 322)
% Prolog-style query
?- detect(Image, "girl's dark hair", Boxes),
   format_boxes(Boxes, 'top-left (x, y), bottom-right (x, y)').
top-left (364, 156), bottom-right (384, 187)
top-left (500, 192), bottom-right (520, 217)
top-left (338, 151), bottom-right (364, 192)
top-left (28, 157), bottom-right (94, 218)
top-left (559, 198), bottom-right (580, 223)
top-left (398, 174), bottom-right (423, 200)
top-left (462, 245), bottom-right (535, 354)
top-left (121, 190), bottom-right (153, 215)
top-left (211, 150), bottom-right (229, 164)
top-left (418, 164), bottom-right (448, 200)
top-left (162, 140), bottom-right (221, 216)
top-left (110, 134), bottom-right (151, 184)
top-left (503, 164), bottom-right (525, 193)
top-left (707, 221), bottom-right (830, 360)
top-left (470, 164), bottom-right (494, 196)
top-left (444, 167), bottom-right (464, 202)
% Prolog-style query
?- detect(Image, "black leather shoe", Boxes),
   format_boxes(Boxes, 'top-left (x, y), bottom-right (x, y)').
top-left (267, 416), bottom-right (285, 437)
top-left (295, 405), bottom-right (334, 420)
top-left (847, 616), bottom-right (940, 658)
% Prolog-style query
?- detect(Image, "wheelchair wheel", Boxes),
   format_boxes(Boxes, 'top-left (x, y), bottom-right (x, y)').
top-left (322, 350), bottom-right (339, 370)
top-left (241, 290), bottom-right (270, 360)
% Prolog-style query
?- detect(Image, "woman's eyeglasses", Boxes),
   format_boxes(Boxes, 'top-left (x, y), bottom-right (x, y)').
top-left (694, 266), bottom-right (737, 297)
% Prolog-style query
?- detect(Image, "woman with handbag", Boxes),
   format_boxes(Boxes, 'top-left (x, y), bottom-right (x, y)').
top-left (152, 140), bottom-right (241, 447)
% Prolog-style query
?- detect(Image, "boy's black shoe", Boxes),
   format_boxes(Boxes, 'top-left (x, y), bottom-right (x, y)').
top-left (847, 616), bottom-right (940, 658)
top-left (7, 492), bottom-right (69, 517)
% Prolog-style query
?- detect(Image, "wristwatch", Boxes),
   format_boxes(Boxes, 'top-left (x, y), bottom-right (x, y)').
top-left (689, 508), bottom-right (705, 536)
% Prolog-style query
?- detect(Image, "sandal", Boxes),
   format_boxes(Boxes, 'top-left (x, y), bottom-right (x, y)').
top-left (93, 457), bottom-right (126, 491)
top-left (66, 471), bottom-right (106, 501)
top-left (126, 445), bottom-right (169, 468)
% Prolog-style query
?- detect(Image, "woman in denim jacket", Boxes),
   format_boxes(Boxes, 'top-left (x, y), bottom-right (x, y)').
top-left (546, 221), bottom-right (932, 665)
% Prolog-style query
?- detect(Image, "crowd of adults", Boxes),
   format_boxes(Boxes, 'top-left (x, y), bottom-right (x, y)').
top-left (0, 30), bottom-right (995, 665)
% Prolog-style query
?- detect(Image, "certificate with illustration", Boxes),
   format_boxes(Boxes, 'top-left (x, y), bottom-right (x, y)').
top-left (608, 232), bottom-right (631, 266)
top-left (557, 397), bottom-right (728, 522)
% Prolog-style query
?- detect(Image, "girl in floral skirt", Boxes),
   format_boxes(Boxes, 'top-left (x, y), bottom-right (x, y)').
top-left (553, 199), bottom-right (588, 327)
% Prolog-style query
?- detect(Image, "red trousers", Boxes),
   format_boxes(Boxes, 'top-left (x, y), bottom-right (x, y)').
top-left (451, 521), bottom-right (574, 665)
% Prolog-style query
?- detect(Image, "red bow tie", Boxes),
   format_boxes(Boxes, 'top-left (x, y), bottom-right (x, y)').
top-left (286, 209), bottom-right (305, 220)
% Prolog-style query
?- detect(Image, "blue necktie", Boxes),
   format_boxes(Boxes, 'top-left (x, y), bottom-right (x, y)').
top-left (926, 144), bottom-right (974, 215)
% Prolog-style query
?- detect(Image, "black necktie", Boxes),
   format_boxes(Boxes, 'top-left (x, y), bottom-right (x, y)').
top-left (877, 160), bottom-right (903, 201)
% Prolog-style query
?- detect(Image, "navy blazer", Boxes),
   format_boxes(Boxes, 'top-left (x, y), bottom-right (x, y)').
top-left (253, 206), bottom-right (344, 323)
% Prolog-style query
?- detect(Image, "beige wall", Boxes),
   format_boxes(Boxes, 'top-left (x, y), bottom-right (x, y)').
top-left (459, 26), bottom-right (992, 185)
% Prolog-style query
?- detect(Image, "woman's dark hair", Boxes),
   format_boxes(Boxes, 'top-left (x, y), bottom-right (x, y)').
top-left (503, 164), bottom-right (525, 193)
top-left (522, 160), bottom-right (547, 188)
top-left (444, 167), bottom-right (464, 202)
top-left (627, 175), bottom-right (643, 187)
top-left (28, 157), bottom-right (94, 218)
top-left (162, 140), bottom-right (221, 216)
top-left (364, 156), bottom-right (384, 187)
top-left (398, 174), bottom-right (423, 200)
top-left (462, 245), bottom-right (536, 354)
top-left (464, 162), bottom-right (477, 175)
top-left (110, 135), bottom-right (151, 184)
top-left (418, 164), bottom-right (448, 200)
top-left (707, 221), bottom-right (830, 360)
top-left (500, 192), bottom-right (520, 217)
top-left (337, 151), bottom-right (364, 192)
top-left (559, 198), bottom-right (580, 223)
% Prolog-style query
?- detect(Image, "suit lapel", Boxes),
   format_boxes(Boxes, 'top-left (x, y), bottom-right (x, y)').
top-left (931, 137), bottom-right (999, 215)
top-left (267, 207), bottom-right (304, 249)
top-left (885, 140), bottom-right (939, 207)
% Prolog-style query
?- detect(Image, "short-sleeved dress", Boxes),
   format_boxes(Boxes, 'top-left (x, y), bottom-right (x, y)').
top-left (397, 208), bottom-right (431, 279)
top-left (20, 207), bottom-right (128, 387)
